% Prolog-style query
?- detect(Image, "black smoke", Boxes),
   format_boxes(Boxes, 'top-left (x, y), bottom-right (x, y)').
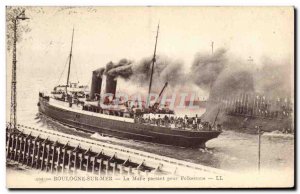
top-left (95, 48), bottom-right (292, 100)
top-left (104, 58), bottom-right (133, 80)
top-left (130, 55), bottom-right (186, 89)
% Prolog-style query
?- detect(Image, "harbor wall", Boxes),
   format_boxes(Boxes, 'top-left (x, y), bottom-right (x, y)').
top-left (202, 93), bottom-right (294, 132)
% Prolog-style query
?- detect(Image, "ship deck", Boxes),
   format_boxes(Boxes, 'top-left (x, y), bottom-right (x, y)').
top-left (49, 98), bottom-right (135, 123)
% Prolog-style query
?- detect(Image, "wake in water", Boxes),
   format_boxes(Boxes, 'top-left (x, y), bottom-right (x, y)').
top-left (263, 130), bottom-right (294, 139)
top-left (198, 147), bottom-right (213, 154)
top-left (90, 132), bottom-right (133, 145)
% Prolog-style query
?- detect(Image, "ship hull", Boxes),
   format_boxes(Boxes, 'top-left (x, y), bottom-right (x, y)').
top-left (38, 96), bottom-right (221, 148)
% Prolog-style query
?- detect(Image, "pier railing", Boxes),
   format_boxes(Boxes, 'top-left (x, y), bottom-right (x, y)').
top-left (6, 124), bottom-right (229, 177)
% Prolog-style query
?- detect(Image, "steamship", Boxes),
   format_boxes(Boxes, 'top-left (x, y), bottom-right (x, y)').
top-left (38, 27), bottom-right (221, 148)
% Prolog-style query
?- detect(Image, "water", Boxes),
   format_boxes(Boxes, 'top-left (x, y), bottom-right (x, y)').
top-left (12, 76), bottom-right (294, 173)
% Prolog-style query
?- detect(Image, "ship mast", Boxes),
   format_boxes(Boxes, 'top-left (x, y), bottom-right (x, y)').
top-left (147, 23), bottom-right (159, 107)
top-left (66, 28), bottom-right (74, 94)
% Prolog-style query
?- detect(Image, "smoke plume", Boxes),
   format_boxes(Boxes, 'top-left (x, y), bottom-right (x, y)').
top-left (255, 57), bottom-right (293, 98)
top-left (95, 48), bottom-right (292, 101)
top-left (210, 69), bottom-right (255, 99)
top-left (130, 55), bottom-right (186, 89)
top-left (105, 58), bottom-right (133, 80)
top-left (94, 67), bottom-right (105, 78)
top-left (190, 49), bottom-right (227, 91)
top-left (190, 47), bottom-right (292, 100)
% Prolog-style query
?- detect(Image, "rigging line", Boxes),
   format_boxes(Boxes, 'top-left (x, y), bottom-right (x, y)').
top-left (70, 55), bottom-right (80, 83)
top-left (56, 55), bottom-right (70, 86)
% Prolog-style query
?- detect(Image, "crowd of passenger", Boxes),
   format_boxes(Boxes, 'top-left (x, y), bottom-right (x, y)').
top-left (134, 114), bottom-right (222, 131)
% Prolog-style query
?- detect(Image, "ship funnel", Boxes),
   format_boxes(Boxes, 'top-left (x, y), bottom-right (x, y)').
top-left (89, 68), bottom-right (104, 100)
top-left (105, 75), bottom-right (117, 99)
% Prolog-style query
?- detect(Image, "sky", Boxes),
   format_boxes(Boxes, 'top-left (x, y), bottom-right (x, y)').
top-left (6, 6), bottom-right (294, 94)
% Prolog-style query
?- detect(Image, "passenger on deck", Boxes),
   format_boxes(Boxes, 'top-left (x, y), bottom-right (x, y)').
top-left (208, 123), bottom-right (212, 131)
top-left (197, 118), bottom-right (202, 130)
top-left (157, 115), bottom-right (161, 126)
top-left (62, 93), bottom-right (66, 101)
top-left (164, 115), bottom-right (170, 127)
top-left (67, 95), bottom-right (72, 107)
top-left (217, 124), bottom-right (222, 131)
top-left (198, 122), bottom-right (204, 130)
top-left (184, 115), bottom-right (188, 129)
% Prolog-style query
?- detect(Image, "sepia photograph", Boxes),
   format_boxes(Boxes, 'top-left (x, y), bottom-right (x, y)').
top-left (5, 6), bottom-right (294, 188)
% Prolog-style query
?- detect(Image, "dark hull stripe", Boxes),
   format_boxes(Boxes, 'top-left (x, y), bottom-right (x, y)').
top-left (38, 97), bottom-right (221, 148)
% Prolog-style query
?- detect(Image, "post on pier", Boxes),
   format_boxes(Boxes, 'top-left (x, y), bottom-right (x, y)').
top-left (128, 166), bottom-right (132, 176)
top-left (62, 149), bottom-right (67, 173)
top-left (31, 140), bottom-right (37, 167)
top-left (50, 145), bottom-right (56, 173)
top-left (79, 153), bottom-right (83, 171)
top-left (56, 147), bottom-right (61, 173)
top-left (112, 162), bottom-right (117, 176)
top-left (145, 170), bottom-right (149, 176)
top-left (35, 141), bottom-right (41, 169)
top-left (40, 143), bottom-right (46, 170)
top-left (119, 164), bottom-right (124, 175)
top-left (17, 136), bottom-right (23, 163)
top-left (26, 139), bottom-right (32, 166)
top-left (256, 125), bottom-right (264, 172)
top-left (10, 134), bottom-right (16, 160)
top-left (14, 133), bottom-right (21, 160)
top-left (73, 152), bottom-right (78, 175)
top-left (45, 144), bottom-right (50, 172)
top-left (67, 150), bottom-right (72, 173)
top-left (105, 161), bottom-right (110, 176)
top-left (98, 159), bottom-right (103, 176)
top-left (6, 132), bottom-right (12, 158)
top-left (85, 155), bottom-right (90, 173)
top-left (91, 157), bottom-right (96, 174)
